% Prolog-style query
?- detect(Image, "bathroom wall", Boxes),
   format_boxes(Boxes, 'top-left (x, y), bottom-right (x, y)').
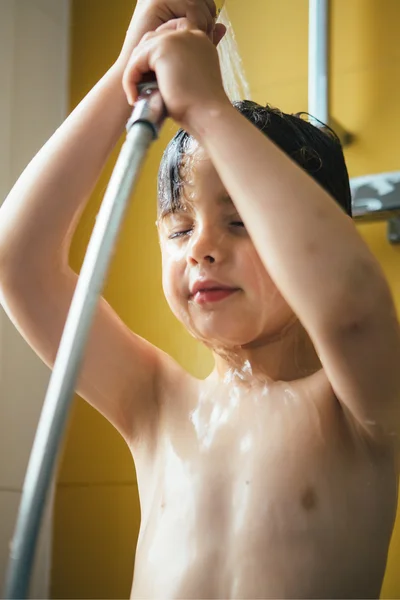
top-left (0, 0), bottom-right (70, 597)
top-left (53, 0), bottom-right (400, 597)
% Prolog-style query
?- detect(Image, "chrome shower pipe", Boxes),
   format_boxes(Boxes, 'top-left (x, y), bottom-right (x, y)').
top-left (308, 0), bottom-right (400, 238)
top-left (308, 0), bottom-right (351, 145)
top-left (3, 83), bottom-right (166, 600)
top-left (308, 0), bottom-right (329, 125)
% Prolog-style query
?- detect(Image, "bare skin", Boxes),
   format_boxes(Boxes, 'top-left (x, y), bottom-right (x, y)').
top-left (130, 152), bottom-right (399, 599)
top-left (0, 4), bottom-right (399, 598)
top-left (132, 368), bottom-right (398, 599)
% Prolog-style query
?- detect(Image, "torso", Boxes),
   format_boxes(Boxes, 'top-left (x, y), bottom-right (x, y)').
top-left (130, 369), bottom-right (398, 599)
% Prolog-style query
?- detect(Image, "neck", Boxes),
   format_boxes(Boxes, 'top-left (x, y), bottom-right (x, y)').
top-left (210, 320), bottom-right (321, 385)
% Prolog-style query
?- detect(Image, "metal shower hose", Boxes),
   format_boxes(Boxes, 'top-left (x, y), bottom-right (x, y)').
top-left (2, 82), bottom-right (166, 600)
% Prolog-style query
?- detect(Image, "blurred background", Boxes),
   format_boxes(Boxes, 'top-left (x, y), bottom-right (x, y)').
top-left (1, 0), bottom-right (400, 598)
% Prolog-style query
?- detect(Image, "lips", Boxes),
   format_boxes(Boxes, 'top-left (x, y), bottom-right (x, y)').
top-left (190, 280), bottom-right (239, 304)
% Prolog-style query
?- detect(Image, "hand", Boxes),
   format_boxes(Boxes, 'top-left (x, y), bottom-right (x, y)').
top-left (118, 0), bottom-right (219, 66)
top-left (122, 18), bottom-right (228, 133)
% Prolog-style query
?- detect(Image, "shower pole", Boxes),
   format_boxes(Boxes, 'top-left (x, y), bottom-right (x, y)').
top-left (308, 2), bottom-right (400, 240)
top-left (308, 0), bottom-right (351, 145)
top-left (2, 83), bottom-right (166, 600)
top-left (308, 0), bottom-right (329, 124)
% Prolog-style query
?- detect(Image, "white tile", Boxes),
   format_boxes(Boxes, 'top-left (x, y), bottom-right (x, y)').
top-left (10, 1), bottom-right (70, 183)
top-left (0, 0), bottom-right (70, 490)
top-left (30, 484), bottom-right (54, 600)
top-left (0, 489), bottom-right (20, 595)
top-left (0, 0), bottom-right (15, 203)
top-left (25, 0), bottom-right (69, 26)
top-left (0, 311), bottom-right (51, 489)
top-left (0, 0), bottom-right (65, 590)
top-left (0, 488), bottom-right (53, 599)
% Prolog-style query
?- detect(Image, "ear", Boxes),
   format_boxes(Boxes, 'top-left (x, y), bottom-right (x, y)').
top-left (213, 23), bottom-right (227, 46)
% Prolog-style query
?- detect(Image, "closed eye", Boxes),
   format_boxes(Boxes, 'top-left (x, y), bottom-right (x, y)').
top-left (169, 229), bottom-right (193, 240)
top-left (231, 221), bottom-right (245, 227)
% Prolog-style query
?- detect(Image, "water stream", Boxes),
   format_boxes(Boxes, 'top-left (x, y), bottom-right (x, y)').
top-left (217, 5), bottom-right (252, 102)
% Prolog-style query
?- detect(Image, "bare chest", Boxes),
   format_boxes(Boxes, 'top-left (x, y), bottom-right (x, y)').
top-left (133, 381), bottom-right (397, 599)
top-left (154, 385), bottom-right (366, 531)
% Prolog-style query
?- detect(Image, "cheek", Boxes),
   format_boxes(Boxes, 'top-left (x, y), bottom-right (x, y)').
top-left (161, 244), bottom-right (187, 303)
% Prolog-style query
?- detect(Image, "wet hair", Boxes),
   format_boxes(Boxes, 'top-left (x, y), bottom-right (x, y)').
top-left (158, 100), bottom-right (352, 218)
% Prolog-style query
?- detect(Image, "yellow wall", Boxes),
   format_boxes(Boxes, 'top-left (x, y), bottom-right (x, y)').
top-left (52, 0), bottom-right (400, 597)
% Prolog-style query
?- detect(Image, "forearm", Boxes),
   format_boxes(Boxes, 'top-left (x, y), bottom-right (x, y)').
top-left (0, 62), bottom-right (131, 271)
top-left (194, 102), bottom-right (389, 331)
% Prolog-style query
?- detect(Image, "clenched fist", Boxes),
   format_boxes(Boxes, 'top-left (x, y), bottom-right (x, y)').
top-left (118, 0), bottom-right (221, 66)
top-left (122, 18), bottom-right (228, 135)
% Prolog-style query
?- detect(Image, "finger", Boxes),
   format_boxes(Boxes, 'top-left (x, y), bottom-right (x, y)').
top-left (213, 23), bottom-right (226, 46)
top-left (139, 30), bottom-right (158, 43)
top-left (155, 17), bottom-right (195, 34)
top-left (199, 0), bottom-right (218, 38)
top-left (122, 43), bottom-right (154, 105)
top-left (203, 0), bottom-right (217, 19)
top-left (186, 1), bottom-right (214, 36)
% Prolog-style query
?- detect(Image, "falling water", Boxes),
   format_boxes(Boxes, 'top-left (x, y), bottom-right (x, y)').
top-left (217, 5), bottom-right (252, 102)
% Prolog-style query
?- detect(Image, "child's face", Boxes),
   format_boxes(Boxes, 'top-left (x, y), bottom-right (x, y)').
top-left (158, 145), bottom-right (295, 348)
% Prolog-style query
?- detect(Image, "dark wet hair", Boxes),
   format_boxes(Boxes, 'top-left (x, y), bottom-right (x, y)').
top-left (158, 100), bottom-right (352, 218)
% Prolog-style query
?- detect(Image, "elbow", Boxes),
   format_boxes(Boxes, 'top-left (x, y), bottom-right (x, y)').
top-left (321, 256), bottom-right (395, 334)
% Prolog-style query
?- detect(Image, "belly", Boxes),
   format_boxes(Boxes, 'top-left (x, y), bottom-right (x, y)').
top-left (132, 458), bottom-right (395, 598)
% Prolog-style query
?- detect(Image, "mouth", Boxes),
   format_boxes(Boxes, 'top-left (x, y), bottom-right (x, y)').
top-left (190, 281), bottom-right (240, 305)
top-left (193, 289), bottom-right (239, 305)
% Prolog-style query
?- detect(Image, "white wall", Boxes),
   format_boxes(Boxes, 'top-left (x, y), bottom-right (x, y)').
top-left (0, 0), bottom-right (70, 597)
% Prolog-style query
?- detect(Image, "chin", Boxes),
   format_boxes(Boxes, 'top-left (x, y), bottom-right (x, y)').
top-left (167, 292), bottom-right (294, 348)
top-left (188, 315), bottom-right (265, 349)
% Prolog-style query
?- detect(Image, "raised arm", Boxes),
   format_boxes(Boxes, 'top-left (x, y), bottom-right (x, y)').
top-left (194, 104), bottom-right (400, 440)
top-left (0, 1), bottom-right (217, 443)
top-left (121, 18), bottom-right (400, 440)
top-left (0, 59), bottom-right (161, 444)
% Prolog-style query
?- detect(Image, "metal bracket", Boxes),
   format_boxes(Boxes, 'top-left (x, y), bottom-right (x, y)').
top-left (329, 117), bottom-right (353, 148)
top-left (388, 217), bottom-right (400, 244)
top-left (351, 171), bottom-right (400, 243)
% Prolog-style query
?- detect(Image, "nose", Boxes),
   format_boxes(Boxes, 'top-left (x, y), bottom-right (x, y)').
top-left (187, 223), bottom-right (226, 267)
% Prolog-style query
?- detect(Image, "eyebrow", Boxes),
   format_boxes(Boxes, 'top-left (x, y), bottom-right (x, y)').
top-left (159, 195), bottom-right (235, 221)
top-left (159, 203), bottom-right (187, 221)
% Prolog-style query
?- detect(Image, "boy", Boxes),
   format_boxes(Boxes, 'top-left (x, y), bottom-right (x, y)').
top-left (0, 1), bottom-right (399, 597)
